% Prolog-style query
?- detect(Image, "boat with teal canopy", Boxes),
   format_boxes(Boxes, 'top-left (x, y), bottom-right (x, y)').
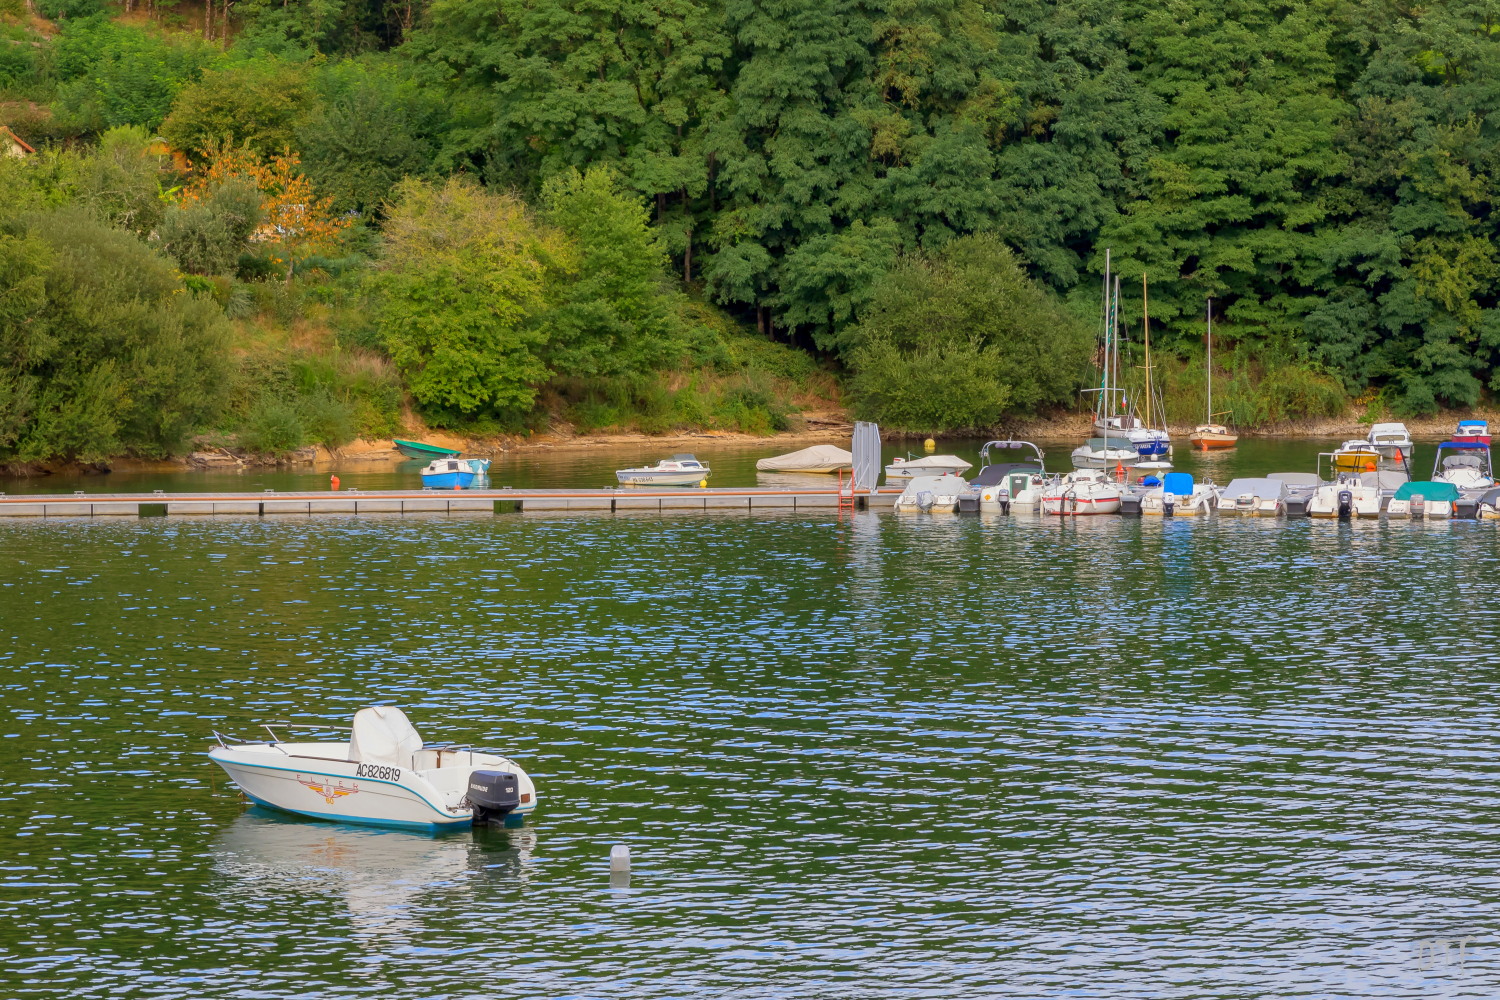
top-left (1388, 480), bottom-right (1460, 518)
top-left (394, 438), bottom-right (461, 460)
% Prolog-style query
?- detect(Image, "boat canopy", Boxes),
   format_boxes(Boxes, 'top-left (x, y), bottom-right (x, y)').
top-left (1162, 472), bottom-right (1194, 495)
top-left (968, 462), bottom-right (1042, 487)
top-left (1438, 440), bottom-right (1489, 451)
top-left (896, 474), bottom-right (969, 497)
top-left (978, 439), bottom-right (1045, 466)
top-left (349, 706), bottom-right (423, 768)
top-left (1220, 477), bottom-right (1286, 499)
top-left (1480, 487), bottom-right (1500, 507)
top-left (1441, 454), bottom-right (1484, 469)
top-left (1392, 481), bottom-right (1460, 501)
top-left (894, 454), bottom-right (973, 471)
top-left (1268, 472), bottom-right (1320, 486)
top-left (754, 444), bottom-right (853, 472)
top-left (1459, 420), bottom-right (1488, 428)
top-left (1361, 470), bottom-right (1408, 489)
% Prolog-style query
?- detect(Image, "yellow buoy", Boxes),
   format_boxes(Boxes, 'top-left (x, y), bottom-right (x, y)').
top-left (700, 479), bottom-right (708, 488)
top-left (923, 437), bottom-right (936, 453)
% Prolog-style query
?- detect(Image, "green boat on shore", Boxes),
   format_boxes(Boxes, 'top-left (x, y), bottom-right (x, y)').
top-left (393, 438), bottom-right (461, 460)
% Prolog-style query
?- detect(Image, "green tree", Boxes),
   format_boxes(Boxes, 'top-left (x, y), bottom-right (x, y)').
top-left (842, 234), bottom-right (1090, 431)
top-left (373, 177), bottom-right (572, 418)
top-left (160, 61), bottom-right (316, 158)
top-left (156, 177), bottom-right (263, 274)
top-left (50, 17), bottom-right (221, 134)
top-left (0, 211), bottom-right (231, 462)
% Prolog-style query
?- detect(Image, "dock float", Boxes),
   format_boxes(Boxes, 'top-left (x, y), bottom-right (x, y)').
top-left (0, 487), bottom-right (901, 518)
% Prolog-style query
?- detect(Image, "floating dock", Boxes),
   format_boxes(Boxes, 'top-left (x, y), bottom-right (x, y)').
top-left (0, 487), bottom-right (900, 518)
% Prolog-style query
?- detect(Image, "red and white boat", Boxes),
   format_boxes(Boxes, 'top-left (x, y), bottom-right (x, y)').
top-left (1454, 420), bottom-right (1490, 448)
top-left (1041, 468), bottom-right (1122, 515)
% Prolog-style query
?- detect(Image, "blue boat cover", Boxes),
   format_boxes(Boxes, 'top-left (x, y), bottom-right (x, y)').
top-left (1459, 420), bottom-right (1486, 427)
top-left (1163, 472), bottom-right (1193, 495)
top-left (1440, 440), bottom-right (1489, 450)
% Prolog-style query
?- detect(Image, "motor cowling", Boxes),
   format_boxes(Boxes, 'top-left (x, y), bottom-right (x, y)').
top-left (997, 488), bottom-right (1011, 515)
top-left (1337, 489), bottom-right (1353, 518)
top-left (467, 769), bottom-right (521, 824)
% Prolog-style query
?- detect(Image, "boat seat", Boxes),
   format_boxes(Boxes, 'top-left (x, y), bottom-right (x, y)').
top-left (348, 706), bottom-right (424, 769)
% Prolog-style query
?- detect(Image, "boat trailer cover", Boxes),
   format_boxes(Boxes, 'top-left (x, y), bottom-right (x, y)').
top-left (349, 706), bottom-right (424, 768)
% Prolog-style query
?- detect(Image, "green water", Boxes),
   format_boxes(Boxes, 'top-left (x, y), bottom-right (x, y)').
top-left (2, 489), bottom-right (1499, 997)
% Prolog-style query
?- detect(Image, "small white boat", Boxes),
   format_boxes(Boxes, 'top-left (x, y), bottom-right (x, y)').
top-left (1140, 472), bottom-right (1216, 516)
top-left (885, 454), bottom-right (972, 482)
top-left (616, 454), bottom-right (710, 486)
top-left (1216, 477), bottom-right (1286, 516)
top-left (208, 706), bottom-right (538, 831)
top-left (969, 440), bottom-right (1049, 513)
top-left (1431, 441), bottom-right (1494, 489)
top-left (1307, 474), bottom-right (1382, 519)
top-left (1070, 436), bottom-right (1140, 470)
top-left (1478, 486), bottom-right (1500, 520)
top-left (420, 458), bottom-right (481, 489)
top-left (1367, 421), bottom-right (1414, 460)
top-left (755, 444), bottom-right (853, 473)
top-left (1041, 468), bottom-right (1122, 515)
top-left (893, 474), bottom-right (968, 513)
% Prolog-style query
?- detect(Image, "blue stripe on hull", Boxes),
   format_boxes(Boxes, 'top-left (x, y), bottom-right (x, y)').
top-left (240, 789), bottom-right (471, 831)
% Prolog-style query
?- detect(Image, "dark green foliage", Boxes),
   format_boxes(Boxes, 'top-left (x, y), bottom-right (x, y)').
top-left (0, 210), bottom-right (231, 462)
top-left (841, 235), bottom-right (1092, 431)
top-left (35, 0), bottom-right (106, 19)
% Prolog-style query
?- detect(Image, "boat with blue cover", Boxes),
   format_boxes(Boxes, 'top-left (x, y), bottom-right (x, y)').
top-left (1141, 472), bottom-right (1216, 516)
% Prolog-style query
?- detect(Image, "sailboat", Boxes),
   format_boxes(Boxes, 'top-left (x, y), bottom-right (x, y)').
top-left (1130, 273), bottom-right (1171, 463)
top-left (1073, 253), bottom-right (1141, 472)
top-left (1189, 297), bottom-right (1238, 450)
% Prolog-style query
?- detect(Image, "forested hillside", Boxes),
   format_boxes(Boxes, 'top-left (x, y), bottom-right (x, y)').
top-left (2, 0), bottom-right (1499, 462)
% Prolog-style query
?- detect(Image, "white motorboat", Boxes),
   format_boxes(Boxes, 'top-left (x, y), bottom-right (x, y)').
top-left (968, 440), bottom-right (1048, 513)
top-left (1478, 487), bottom-right (1500, 520)
top-left (1070, 436), bottom-right (1140, 470)
top-left (1140, 472), bottom-right (1216, 516)
top-left (1367, 421), bottom-right (1414, 461)
top-left (208, 706), bottom-right (538, 831)
top-left (1216, 477), bottom-right (1286, 516)
top-left (1387, 481), bottom-right (1459, 518)
top-left (885, 454), bottom-right (972, 482)
top-left (893, 474), bottom-right (969, 512)
top-left (1041, 468), bottom-right (1122, 515)
top-left (1307, 474), bottom-right (1382, 519)
top-left (1431, 441), bottom-right (1494, 489)
top-left (616, 454), bottom-right (710, 486)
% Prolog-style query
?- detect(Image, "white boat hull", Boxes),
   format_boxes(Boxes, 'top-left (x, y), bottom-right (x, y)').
top-left (210, 743), bottom-right (537, 831)
top-left (1217, 499), bottom-right (1282, 516)
top-left (616, 471), bottom-right (709, 486)
top-left (1387, 499), bottom-right (1453, 519)
top-left (1140, 491), bottom-right (1215, 516)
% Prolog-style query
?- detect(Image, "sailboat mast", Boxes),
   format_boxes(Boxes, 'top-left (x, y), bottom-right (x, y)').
top-left (1101, 250), bottom-right (1112, 421)
top-left (1206, 297), bottom-right (1213, 421)
top-left (1114, 275), bottom-right (1123, 421)
top-left (1142, 273), bottom-right (1152, 429)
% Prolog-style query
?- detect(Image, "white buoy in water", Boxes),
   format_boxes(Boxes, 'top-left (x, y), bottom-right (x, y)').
top-left (610, 844), bottom-right (631, 873)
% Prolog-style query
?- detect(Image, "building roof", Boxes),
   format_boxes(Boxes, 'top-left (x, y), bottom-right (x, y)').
top-left (0, 126), bottom-right (35, 155)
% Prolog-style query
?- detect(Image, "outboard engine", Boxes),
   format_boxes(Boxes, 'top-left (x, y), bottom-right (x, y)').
top-left (466, 769), bottom-right (521, 825)
top-left (916, 490), bottom-right (935, 511)
top-left (997, 488), bottom-right (1011, 515)
top-left (1163, 496), bottom-right (1175, 517)
top-left (1337, 489), bottom-right (1353, 519)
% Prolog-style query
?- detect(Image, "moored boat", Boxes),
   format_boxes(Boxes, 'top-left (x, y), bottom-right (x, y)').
top-left (1307, 474), bottom-right (1382, 519)
top-left (1190, 299), bottom-right (1239, 450)
top-left (1367, 422), bottom-right (1414, 462)
top-left (884, 454), bottom-right (972, 482)
top-left (1071, 436), bottom-right (1140, 470)
top-left (1330, 439), bottom-right (1384, 473)
top-left (1042, 468), bottom-right (1122, 515)
top-left (208, 706), bottom-right (538, 831)
top-left (616, 454), bottom-right (711, 486)
top-left (1190, 423), bottom-right (1238, 450)
top-left (1216, 478), bottom-right (1287, 516)
top-left (1140, 472), bottom-right (1216, 516)
top-left (420, 458), bottom-right (480, 489)
top-left (1478, 486), bottom-right (1500, 520)
top-left (395, 438), bottom-right (462, 460)
top-left (755, 445), bottom-right (853, 474)
top-left (893, 474), bottom-right (969, 513)
top-left (1387, 480), bottom-right (1459, 519)
top-left (1431, 441), bottom-right (1494, 490)
top-left (1454, 419), bottom-right (1490, 448)
top-left (967, 440), bottom-right (1047, 513)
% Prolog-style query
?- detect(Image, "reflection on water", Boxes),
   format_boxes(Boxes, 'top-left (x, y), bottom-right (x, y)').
top-left (1, 512), bottom-right (1499, 998)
